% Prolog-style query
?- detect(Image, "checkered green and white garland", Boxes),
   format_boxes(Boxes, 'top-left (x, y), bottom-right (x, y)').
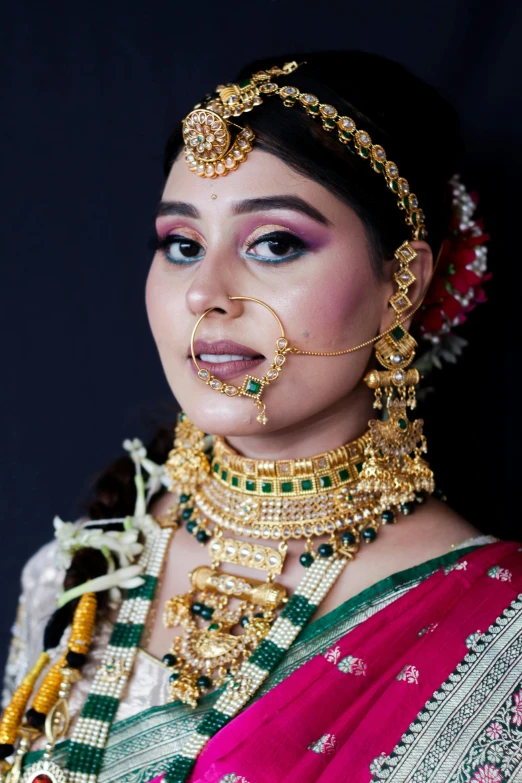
top-left (64, 522), bottom-right (173, 783)
top-left (163, 551), bottom-right (349, 783)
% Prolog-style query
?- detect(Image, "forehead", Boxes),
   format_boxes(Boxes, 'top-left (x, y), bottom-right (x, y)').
top-left (162, 148), bottom-right (353, 223)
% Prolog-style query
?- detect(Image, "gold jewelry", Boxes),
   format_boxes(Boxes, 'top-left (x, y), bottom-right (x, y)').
top-left (162, 410), bottom-right (435, 708)
top-left (182, 61), bottom-right (427, 241)
top-left (191, 296), bottom-right (294, 425)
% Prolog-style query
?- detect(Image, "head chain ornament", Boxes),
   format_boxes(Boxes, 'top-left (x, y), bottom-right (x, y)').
top-left (182, 60), bottom-right (427, 241)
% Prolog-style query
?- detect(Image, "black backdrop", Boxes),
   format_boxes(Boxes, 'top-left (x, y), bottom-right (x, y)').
top-left (2, 0), bottom-right (521, 675)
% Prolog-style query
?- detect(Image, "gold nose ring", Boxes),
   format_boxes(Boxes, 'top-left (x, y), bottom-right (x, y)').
top-left (190, 296), bottom-right (294, 425)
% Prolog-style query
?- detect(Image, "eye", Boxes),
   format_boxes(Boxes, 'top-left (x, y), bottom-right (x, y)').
top-left (245, 231), bottom-right (309, 264)
top-left (155, 234), bottom-right (205, 264)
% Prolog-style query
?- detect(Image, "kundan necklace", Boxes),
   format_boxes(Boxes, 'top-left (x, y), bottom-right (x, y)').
top-left (160, 411), bottom-right (434, 715)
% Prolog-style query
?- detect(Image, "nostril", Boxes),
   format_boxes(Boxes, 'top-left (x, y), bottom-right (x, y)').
top-left (213, 307), bottom-right (227, 314)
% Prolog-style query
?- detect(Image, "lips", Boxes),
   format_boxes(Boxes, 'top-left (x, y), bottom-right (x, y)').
top-left (189, 339), bottom-right (265, 382)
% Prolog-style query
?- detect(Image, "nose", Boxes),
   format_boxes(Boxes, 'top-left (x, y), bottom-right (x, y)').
top-left (185, 256), bottom-right (244, 320)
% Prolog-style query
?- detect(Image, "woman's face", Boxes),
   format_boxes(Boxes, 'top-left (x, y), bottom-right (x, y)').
top-left (146, 149), bottom-right (395, 438)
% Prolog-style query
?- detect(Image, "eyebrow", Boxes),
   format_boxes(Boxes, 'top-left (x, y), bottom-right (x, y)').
top-left (231, 196), bottom-right (331, 226)
top-left (155, 195), bottom-right (331, 226)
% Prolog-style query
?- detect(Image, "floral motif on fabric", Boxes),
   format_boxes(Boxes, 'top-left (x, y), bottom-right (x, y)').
top-left (308, 733), bottom-right (337, 754)
top-left (468, 763), bottom-right (504, 782)
top-left (337, 655), bottom-right (367, 676)
top-left (370, 752), bottom-right (388, 775)
top-left (218, 775), bottom-right (250, 783)
top-left (443, 560), bottom-right (468, 575)
top-left (396, 664), bottom-right (419, 684)
top-left (370, 595), bottom-right (522, 783)
top-left (512, 688), bottom-right (522, 727)
top-left (487, 566), bottom-right (512, 582)
top-left (324, 645), bottom-right (341, 664)
top-left (485, 722), bottom-right (503, 740)
top-left (466, 630), bottom-right (482, 649)
top-left (418, 622), bottom-right (439, 637)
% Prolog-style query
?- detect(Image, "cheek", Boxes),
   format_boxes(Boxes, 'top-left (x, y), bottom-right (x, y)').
top-left (286, 258), bottom-right (380, 352)
top-left (145, 258), bottom-right (179, 347)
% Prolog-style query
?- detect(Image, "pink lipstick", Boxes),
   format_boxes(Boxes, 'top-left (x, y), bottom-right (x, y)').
top-left (189, 339), bottom-right (266, 382)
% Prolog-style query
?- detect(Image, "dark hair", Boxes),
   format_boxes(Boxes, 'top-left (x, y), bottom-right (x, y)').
top-left (164, 50), bottom-right (463, 272)
top-left (55, 52), bottom-right (464, 638)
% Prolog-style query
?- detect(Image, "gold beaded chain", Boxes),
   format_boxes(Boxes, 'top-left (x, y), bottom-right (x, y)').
top-left (0, 592), bottom-right (97, 780)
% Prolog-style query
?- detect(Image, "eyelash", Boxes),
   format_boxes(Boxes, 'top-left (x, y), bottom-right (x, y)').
top-left (152, 231), bottom-right (310, 266)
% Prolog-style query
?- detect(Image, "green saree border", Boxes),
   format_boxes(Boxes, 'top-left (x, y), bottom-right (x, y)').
top-left (23, 542), bottom-right (489, 782)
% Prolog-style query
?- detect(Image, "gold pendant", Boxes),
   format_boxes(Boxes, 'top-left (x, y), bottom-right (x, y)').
top-left (162, 536), bottom-right (288, 708)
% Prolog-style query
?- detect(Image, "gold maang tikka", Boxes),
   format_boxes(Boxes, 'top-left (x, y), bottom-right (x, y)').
top-left (191, 296), bottom-right (294, 425)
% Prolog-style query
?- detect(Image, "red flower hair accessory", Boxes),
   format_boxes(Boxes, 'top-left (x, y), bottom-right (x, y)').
top-left (413, 174), bottom-right (490, 374)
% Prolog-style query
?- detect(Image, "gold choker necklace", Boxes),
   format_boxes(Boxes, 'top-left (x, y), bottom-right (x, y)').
top-left (161, 413), bottom-right (435, 708)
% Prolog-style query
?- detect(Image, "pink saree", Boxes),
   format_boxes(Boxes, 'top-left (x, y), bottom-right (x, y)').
top-left (152, 540), bottom-right (522, 783)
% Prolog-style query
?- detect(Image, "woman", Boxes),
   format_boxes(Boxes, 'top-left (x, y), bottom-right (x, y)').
top-left (1, 51), bottom-right (520, 783)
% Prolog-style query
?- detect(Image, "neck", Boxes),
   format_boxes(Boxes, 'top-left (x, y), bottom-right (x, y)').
top-left (225, 381), bottom-right (374, 460)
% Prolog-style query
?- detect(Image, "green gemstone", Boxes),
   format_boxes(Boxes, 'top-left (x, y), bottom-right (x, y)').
top-left (341, 130), bottom-right (353, 139)
top-left (301, 479), bottom-right (313, 491)
top-left (186, 520), bottom-right (197, 534)
top-left (281, 481), bottom-right (293, 493)
top-left (179, 412), bottom-right (186, 421)
top-left (375, 161), bottom-right (384, 171)
top-left (262, 481), bottom-right (272, 493)
top-left (213, 462), bottom-right (220, 473)
top-left (320, 475), bottom-right (332, 489)
top-left (181, 507), bottom-right (193, 520)
top-left (246, 379), bottom-right (261, 395)
top-left (324, 117), bottom-right (335, 128)
top-left (231, 476), bottom-right (239, 487)
top-left (412, 211), bottom-right (418, 225)
top-left (398, 418), bottom-right (407, 430)
top-left (381, 509), bottom-right (395, 524)
top-left (390, 180), bottom-right (399, 192)
top-left (299, 552), bottom-right (314, 568)
top-left (180, 493), bottom-right (191, 503)
top-left (162, 653), bottom-right (177, 667)
top-left (338, 468), bottom-right (350, 482)
top-left (415, 491), bottom-right (427, 504)
top-left (197, 675), bottom-right (212, 689)
top-left (309, 104), bottom-right (319, 114)
top-left (391, 325), bottom-right (405, 341)
top-left (239, 78), bottom-right (252, 89)
top-left (360, 147), bottom-right (370, 157)
top-left (341, 530), bottom-right (356, 546)
top-left (363, 527), bottom-right (377, 542)
top-left (400, 501), bottom-right (415, 516)
top-left (197, 134), bottom-right (204, 143)
top-left (246, 480), bottom-right (255, 492)
top-left (221, 470), bottom-right (228, 481)
top-left (403, 196), bottom-right (410, 208)
top-left (318, 543), bottom-right (333, 558)
top-left (208, 622), bottom-right (220, 631)
top-left (169, 671), bottom-right (180, 682)
top-left (355, 462), bottom-right (364, 474)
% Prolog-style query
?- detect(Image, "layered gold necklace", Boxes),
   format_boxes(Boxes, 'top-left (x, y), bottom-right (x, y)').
top-left (162, 412), bottom-right (434, 708)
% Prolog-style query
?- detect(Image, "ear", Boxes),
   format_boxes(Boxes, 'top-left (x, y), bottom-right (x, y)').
top-left (378, 240), bottom-right (433, 334)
